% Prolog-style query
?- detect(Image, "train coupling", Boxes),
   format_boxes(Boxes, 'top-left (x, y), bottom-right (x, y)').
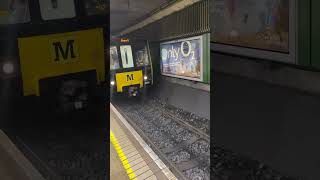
top-left (128, 86), bottom-right (138, 97)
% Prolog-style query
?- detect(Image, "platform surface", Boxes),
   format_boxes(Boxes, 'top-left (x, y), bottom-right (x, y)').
top-left (110, 103), bottom-right (177, 180)
top-left (110, 142), bottom-right (130, 180)
top-left (0, 130), bottom-right (45, 180)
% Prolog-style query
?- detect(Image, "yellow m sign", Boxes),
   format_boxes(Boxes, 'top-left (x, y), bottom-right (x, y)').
top-left (53, 40), bottom-right (77, 61)
top-left (51, 38), bottom-right (79, 63)
top-left (18, 28), bottom-right (105, 96)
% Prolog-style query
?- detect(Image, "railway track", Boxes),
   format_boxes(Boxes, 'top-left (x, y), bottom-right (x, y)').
top-left (113, 99), bottom-right (210, 180)
top-left (116, 97), bottom-right (209, 140)
top-left (152, 105), bottom-right (209, 141)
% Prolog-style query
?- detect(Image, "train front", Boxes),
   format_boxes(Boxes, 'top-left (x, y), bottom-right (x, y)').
top-left (110, 38), bottom-right (153, 97)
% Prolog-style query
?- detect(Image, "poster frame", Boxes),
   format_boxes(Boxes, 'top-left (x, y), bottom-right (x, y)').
top-left (211, 0), bottom-right (297, 64)
top-left (160, 35), bottom-right (204, 82)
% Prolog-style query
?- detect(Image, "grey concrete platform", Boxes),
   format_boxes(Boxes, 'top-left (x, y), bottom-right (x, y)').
top-left (0, 130), bottom-right (45, 180)
top-left (110, 142), bottom-right (130, 180)
top-left (110, 104), bottom-right (177, 180)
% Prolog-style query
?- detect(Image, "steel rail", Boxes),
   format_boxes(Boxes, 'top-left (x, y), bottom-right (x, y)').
top-left (114, 101), bottom-right (210, 180)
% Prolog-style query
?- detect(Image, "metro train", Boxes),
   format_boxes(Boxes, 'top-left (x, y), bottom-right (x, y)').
top-left (110, 38), bottom-right (153, 96)
top-left (0, 0), bottom-right (107, 115)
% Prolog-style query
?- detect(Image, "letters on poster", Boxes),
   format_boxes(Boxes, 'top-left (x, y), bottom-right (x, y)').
top-left (160, 36), bottom-right (202, 81)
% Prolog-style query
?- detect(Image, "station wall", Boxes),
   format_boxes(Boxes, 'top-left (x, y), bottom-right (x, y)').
top-left (211, 52), bottom-right (320, 95)
top-left (145, 0), bottom-right (210, 85)
top-left (126, 0), bottom-right (210, 41)
top-left (210, 0), bottom-right (320, 94)
top-left (154, 76), bottom-right (210, 120)
top-left (123, 0), bottom-right (211, 119)
top-left (210, 0), bottom-right (320, 70)
top-left (298, 0), bottom-right (320, 69)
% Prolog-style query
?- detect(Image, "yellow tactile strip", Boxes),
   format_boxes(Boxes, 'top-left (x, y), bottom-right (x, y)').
top-left (111, 103), bottom-right (177, 180)
top-left (111, 117), bottom-right (157, 180)
top-left (110, 131), bottom-right (137, 180)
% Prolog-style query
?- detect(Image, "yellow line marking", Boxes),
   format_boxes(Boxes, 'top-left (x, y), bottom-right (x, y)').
top-left (110, 131), bottom-right (138, 180)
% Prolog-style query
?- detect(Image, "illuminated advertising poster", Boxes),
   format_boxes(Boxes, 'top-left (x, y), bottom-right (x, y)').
top-left (212, 0), bottom-right (289, 53)
top-left (160, 36), bottom-right (203, 81)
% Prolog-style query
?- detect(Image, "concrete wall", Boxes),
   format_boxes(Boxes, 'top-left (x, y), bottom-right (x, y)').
top-left (153, 76), bottom-right (210, 120)
top-left (212, 52), bottom-right (320, 95)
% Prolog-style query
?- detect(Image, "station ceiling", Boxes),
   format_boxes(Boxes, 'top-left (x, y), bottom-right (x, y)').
top-left (110, 0), bottom-right (172, 35)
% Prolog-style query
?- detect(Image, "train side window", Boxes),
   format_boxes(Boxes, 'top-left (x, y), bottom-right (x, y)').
top-left (120, 45), bottom-right (134, 69)
top-left (83, 0), bottom-right (107, 16)
top-left (110, 46), bottom-right (120, 70)
top-left (135, 46), bottom-right (150, 67)
top-left (0, 0), bottom-right (30, 24)
top-left (39, 0), bottom-right (76, 20)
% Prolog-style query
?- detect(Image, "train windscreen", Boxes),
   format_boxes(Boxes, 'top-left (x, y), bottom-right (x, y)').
top-left (0, 0), bottom-right (30, 24)
top-left (39, 0), bottom-right (76, 20)
top-left (120, 45), bottom-right (134, 69)
top-left (135, 46), bottom-right (149, 67)
top-left (83, 0), bottom-right (107, 16)
top-left (110, 46), bottom-right (120, 70)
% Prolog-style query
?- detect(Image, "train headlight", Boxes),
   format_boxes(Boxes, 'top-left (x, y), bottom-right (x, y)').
top-left (3, 62), bottom-right (14, 74)
top-left (111, 81), bottom-right (115, 86)
top-left (144, 76), bottom-right (148, 80)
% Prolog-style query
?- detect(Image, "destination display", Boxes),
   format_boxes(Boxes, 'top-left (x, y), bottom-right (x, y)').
top-left (160, 36), bottom-right (203, 81)
top-left (212, 0), bottom-right (289, 53)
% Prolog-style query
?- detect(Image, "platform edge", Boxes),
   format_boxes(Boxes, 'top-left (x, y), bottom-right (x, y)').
top-left (110, 103), bottom-right (178, 180)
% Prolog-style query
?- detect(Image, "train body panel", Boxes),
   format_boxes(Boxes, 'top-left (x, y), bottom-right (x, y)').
top-left (115, 70), bottom-right (143, 92)
top-left (0, 0), bottom-right (108, 114)
top-left (18, 28), bottom-right (105, 96)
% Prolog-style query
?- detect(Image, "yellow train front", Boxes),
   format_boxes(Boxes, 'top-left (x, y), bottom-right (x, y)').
top-left (0, 0), bottom-right (107, 120)
top-left (110, 38), bottom-right (153, 97)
